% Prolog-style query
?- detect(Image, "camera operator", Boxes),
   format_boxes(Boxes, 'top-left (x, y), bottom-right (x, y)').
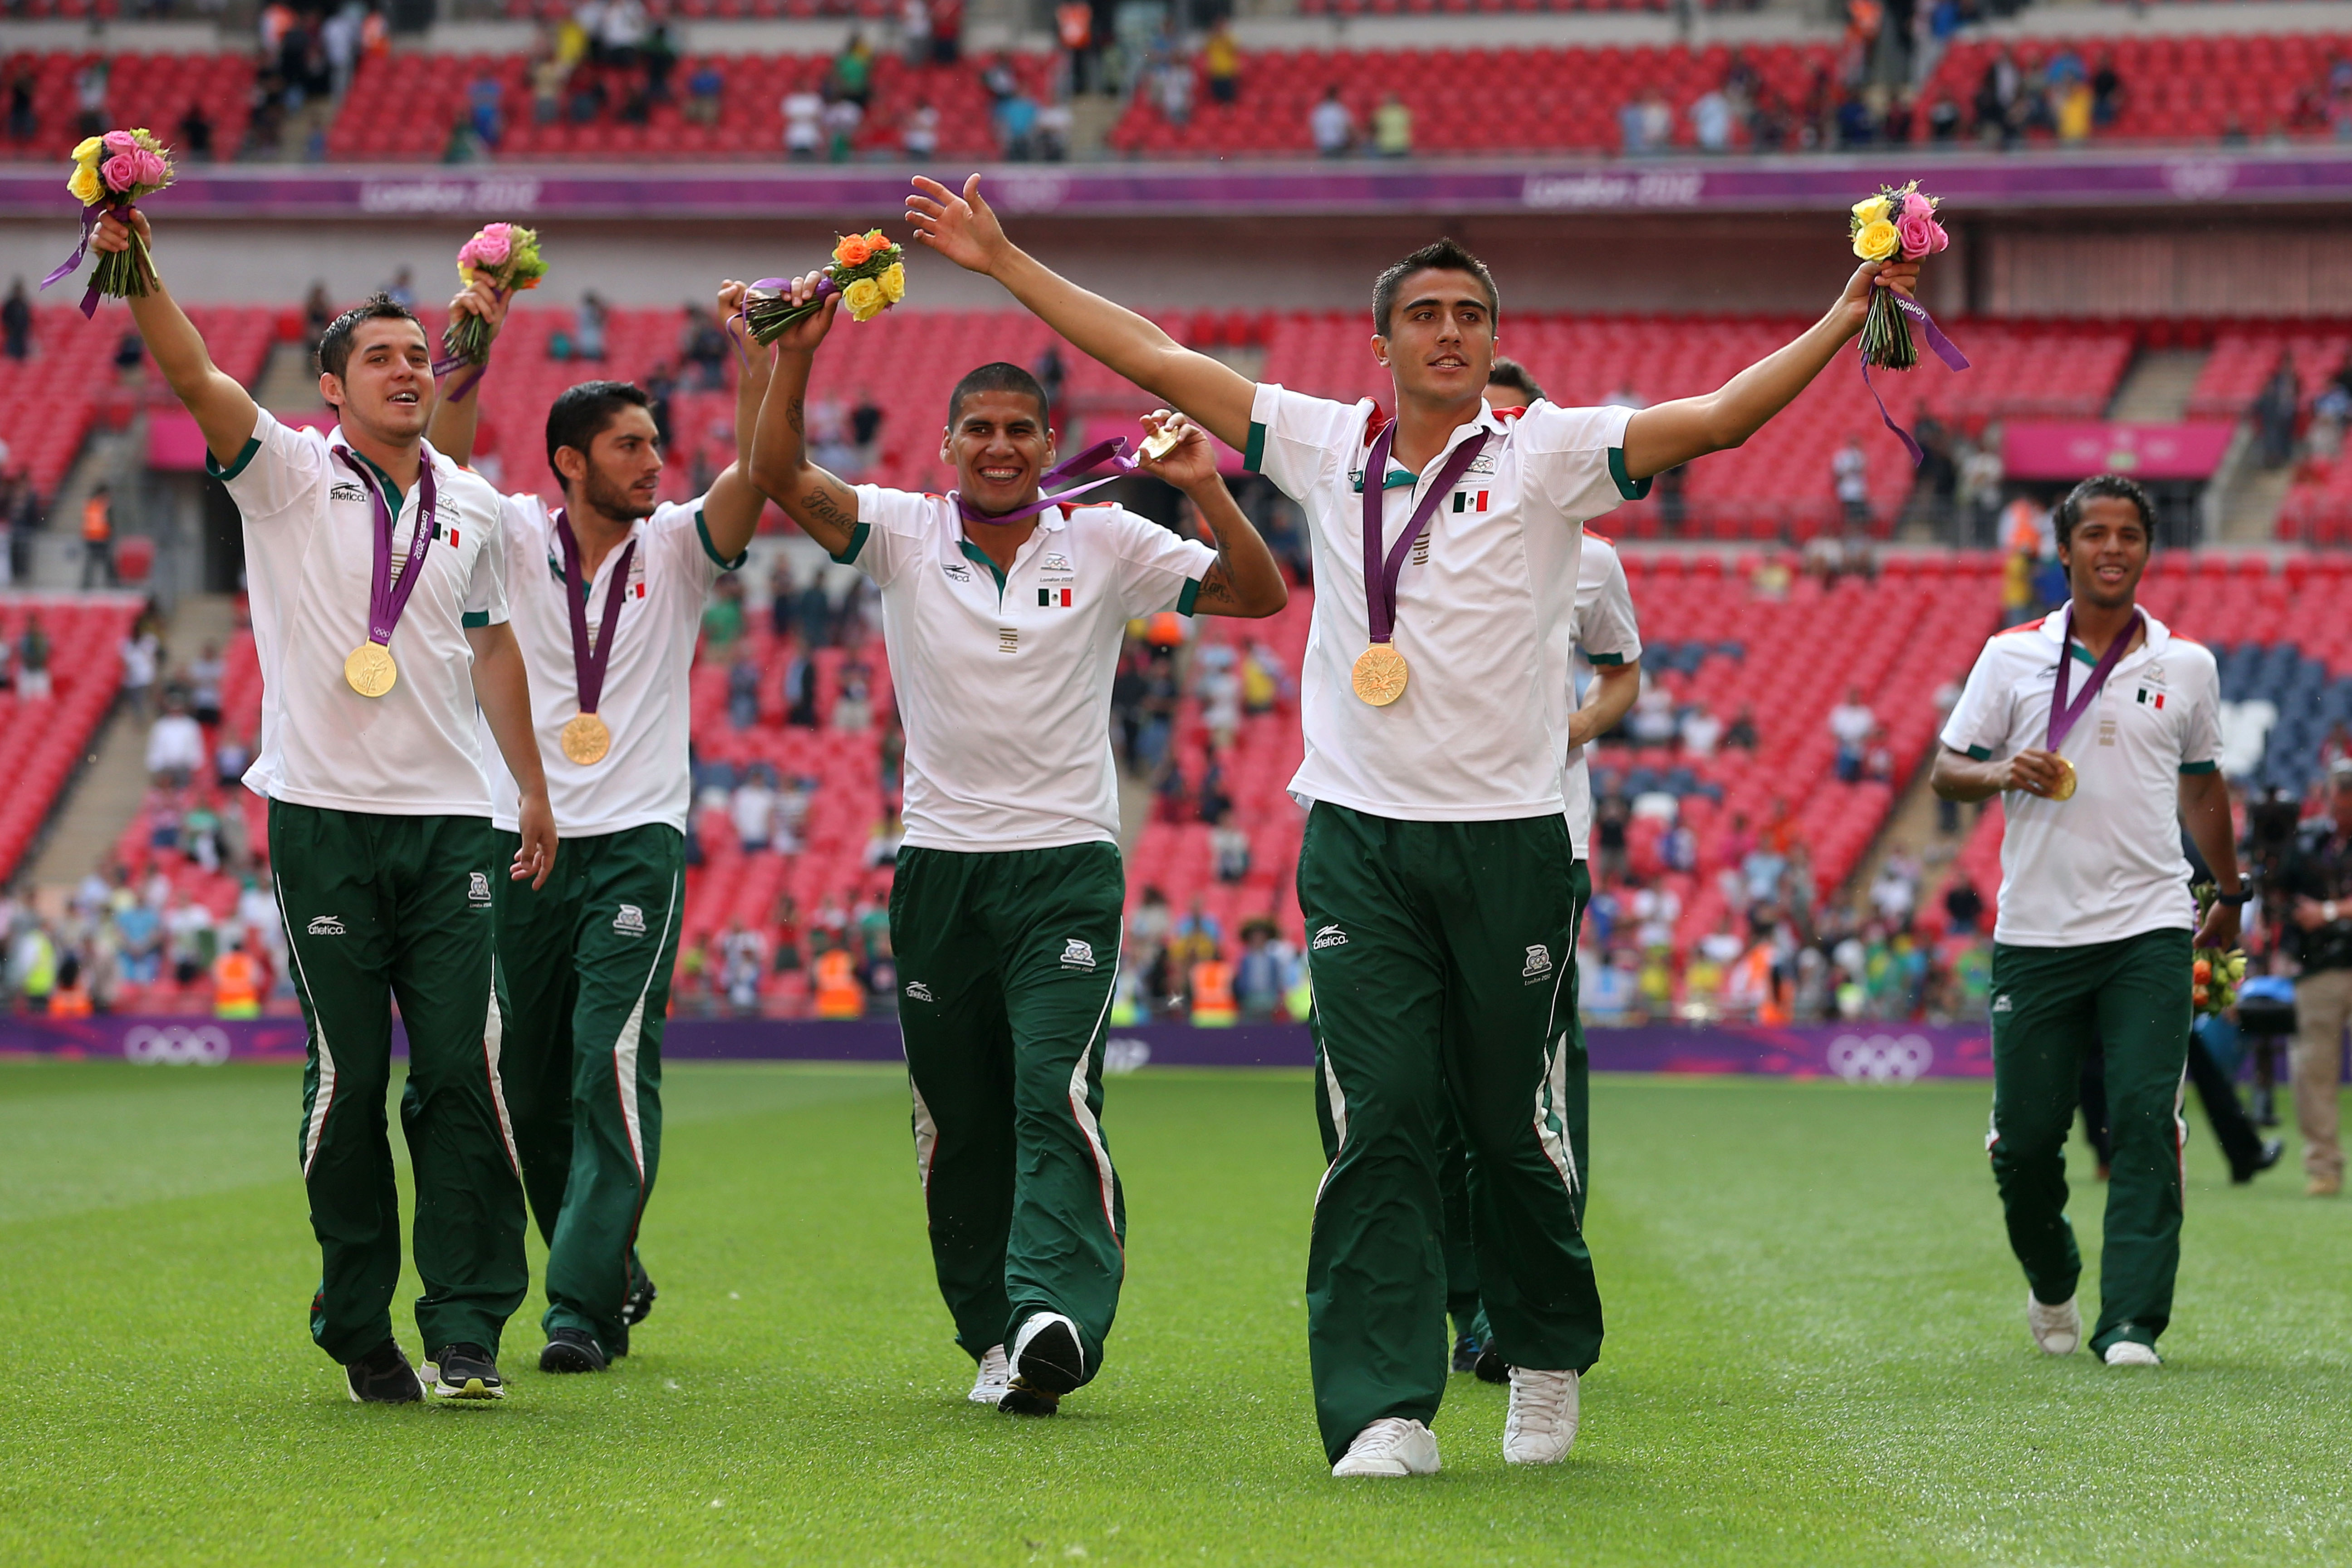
top-left (2280, 758), bottom-right (2352, 1198)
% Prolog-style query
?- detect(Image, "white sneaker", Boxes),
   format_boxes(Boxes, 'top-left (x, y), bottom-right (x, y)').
top-left (1502, 1367), bottom-right (1580, 1465)
top-left (1331, 1417), bottom-right (1441, 1478)
top-left (968, 1344), bottom-right (1010, 1405)
top-left (2103, 1341), bottom-right (2161, 1367)
top-left (2028, 1292), bottom-right (2081, 1356)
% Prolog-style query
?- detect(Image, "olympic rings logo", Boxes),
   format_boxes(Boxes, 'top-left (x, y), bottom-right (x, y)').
top-left (1825, 1033), bottom-right (1934, 1084)
top-left (121, 1025), bottom-right (233, 1066)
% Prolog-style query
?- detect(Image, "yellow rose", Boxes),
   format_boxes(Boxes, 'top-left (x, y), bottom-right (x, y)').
top-left (877, 261), bottom-right (906, 305)
top-left (74, 136), bottom-right (103, 162)
top-left (842, 277), bottom-right (886, 322)
top-left (1851, 194), bottom-right (1890, 225)
top-left (68, 162), bottom-right (103, 206)
top-left (1852, 218), bottom-right (1900, 262)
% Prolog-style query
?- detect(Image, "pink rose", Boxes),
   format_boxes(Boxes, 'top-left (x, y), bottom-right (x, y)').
top-left (100, 152), bottom-right (143, 194)
top-left (1901, 190), bottom-right (1934, 221)
top-left (462, 222), bottom-right (513, 268)
top-left (102, 129), bottom-right (137, 154)
top-left (1896, 212), bottom-right (1946, 258)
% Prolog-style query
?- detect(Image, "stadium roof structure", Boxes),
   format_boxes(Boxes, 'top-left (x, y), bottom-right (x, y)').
top-left (5, 149), bottom-right (2352, 223)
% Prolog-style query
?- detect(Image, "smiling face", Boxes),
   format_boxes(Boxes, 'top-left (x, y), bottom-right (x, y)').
top-left (2058, 495), bottom-right (2151, 612)
top-left (942, 388), bottom-right (1054, 516)
top-left (1374, 267), bottom-right (1497, 409)
top-left (557, 404), bottom-right (665, 522)
top-left (319, 318), bottom-right (435, 444)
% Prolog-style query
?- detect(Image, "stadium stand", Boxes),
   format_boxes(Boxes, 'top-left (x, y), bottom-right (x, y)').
top-left (0, 50), bottom-right (255, 160)
top-left (1923, 31), bottom-right (2352, 146)
top-left (0, 594), bottom-right (143, 884)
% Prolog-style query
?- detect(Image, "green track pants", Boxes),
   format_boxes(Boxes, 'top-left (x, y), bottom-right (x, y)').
top-left (890, 841), bottom-right (1127, 1384)
top-left (1300, 802), bottom-right (1599, 1465)
top-left (1441, 858), bottom-right (1592, 1344)
top-left (1989, 928), bottom-right (2193, 1355)
top-left (493, 824), bottom-right (682, 1353)
top-left (270, 802), bottom-right (526, 1363)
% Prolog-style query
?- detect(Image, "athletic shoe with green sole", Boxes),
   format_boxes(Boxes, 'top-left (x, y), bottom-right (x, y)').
top-left (424, 1343), bottom-right (506, 1400)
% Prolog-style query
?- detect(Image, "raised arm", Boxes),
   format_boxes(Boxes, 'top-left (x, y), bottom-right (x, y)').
top-left (1618, 259), bottom-right (1922, 482)
top-left (742, 271), bottom-right (862, 559)
top-left (91, 209), bottom-right (257, 468)
top-left (906, 175), bottom-right (1257, 450)
top-left (425, 276), bottom-right (510, 468)
top-left (698, 278), bottom-right (773, 563)
top-left (1137, 411), bottom-right (1286, 617)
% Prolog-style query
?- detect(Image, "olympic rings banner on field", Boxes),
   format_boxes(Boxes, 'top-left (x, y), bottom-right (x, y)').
top-left (0, 1016), bottom-right (1995, 1079)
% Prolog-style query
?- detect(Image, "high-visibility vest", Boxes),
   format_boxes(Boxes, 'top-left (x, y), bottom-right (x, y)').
top-left (213, 950), bottom-right (262, 1019)
top-left (82, 495), bottom-right (111, 542)
top-left (813, 949), bottom-right (863, 1019)
top-left (49, 982), bottom-right (93, 1017)
top-left (1189, 959), bottom-right (1236, 1027)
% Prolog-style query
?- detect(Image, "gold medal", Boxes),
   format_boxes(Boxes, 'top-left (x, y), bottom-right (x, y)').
top-left (1140, 424), bottom-right (1184, 461)
top-left (1352, 644), bottom-right (1409, 707)
top-left (560, 712), bottom-right (612, 766)
top-left (344, 641), bottom-right (397, 698)
top-left (2050, 755), bottom-right (2078, 801)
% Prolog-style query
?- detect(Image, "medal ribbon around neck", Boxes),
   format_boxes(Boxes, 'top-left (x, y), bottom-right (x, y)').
top-left (1353, 422), bottom-right (1489, 706)
top-left (2043, 605), bottom-right (2142, 800)
top-left (555, 510), bottom-right (637, 767)
top-left (953, 435), bottom-right (1155, 526)
top-left (333, 447), bottom-right (439, 698)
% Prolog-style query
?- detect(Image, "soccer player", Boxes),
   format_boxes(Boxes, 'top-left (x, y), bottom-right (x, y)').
top-left (425, 279), bottom-right (772, 1373)
top-left (745, 268), bottom-right (1287, 1416)
top-left (1930, 475), bottom-right (2243, 1368)
top-left (92, 209), bottom-right (556, 1404)
top-left (1441, 357), bottom-right (1644, 1384)
top-left (906, 172), bottom-right (1918, 1474)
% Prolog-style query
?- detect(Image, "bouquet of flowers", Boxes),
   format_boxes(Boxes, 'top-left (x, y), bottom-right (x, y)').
top-left (1849, 181), bottom-right (1950, 371)
top-left (2190, 883), bottom-right (2249, 1017)
top-left (740, 230), bottom-right (908, 345)
top-left (43, 129), bottom-right (175, 315)
top-left (441, 222), bottom-right (548, 368)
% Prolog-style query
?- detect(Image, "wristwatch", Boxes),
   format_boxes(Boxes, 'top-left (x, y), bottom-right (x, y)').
top-left (2214, 888), bottom-right (2253, 906)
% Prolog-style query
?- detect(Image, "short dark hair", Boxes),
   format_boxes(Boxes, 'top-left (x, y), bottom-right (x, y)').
top-left (948, 362), bottom-right (1049, 429)
top-left (1485, 356), bottom-right (1546, 405)
top-left (546, 380), bottom-right (654, 483)
top-left (2055, 474), bottom-right (2156, 549)
top-left (316, 292), bottom-right (424, 381)
top-left (1372, 239), bottom-right (1499, 337)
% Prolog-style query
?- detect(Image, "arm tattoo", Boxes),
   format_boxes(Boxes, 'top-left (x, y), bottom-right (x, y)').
top-left (801, 485), bottom-right (856, 536)
top-left (1193, 559), bottom-right (1241, 609)
top-left (786, 397), bottom-right (805, 436)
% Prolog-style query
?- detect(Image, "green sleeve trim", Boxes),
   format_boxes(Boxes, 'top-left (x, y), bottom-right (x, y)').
top-left (206, 435), bottom-right (262, 482)
top-left (2179, 760), bottom-right (2219, 775)
top-left (1965, 745), bottom-right (1992, 761)
top-left (1177, 577), bottom-right (1202, 617)
top-left (828, 521), bottom-right (870, 567)
top-left (695, 508), bottom-right (747, 571)
top-left (1587, 651), bottom-right (1627, 666)
top-left (1242, 419), bottom-right (1267, 475)
top-left (1607, 447), bottom-right (1652, 501)
top-left (461, 610), bottom-right (490, 628)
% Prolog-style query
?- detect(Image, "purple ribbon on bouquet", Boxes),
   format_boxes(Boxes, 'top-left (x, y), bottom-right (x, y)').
top-left (1861, 290), bottom-right (1970, 466)
top-left (39, 200), bottom-right (118, 319)
top-left (725, 275), bottom-right (840, 369)
top-left (955, 436), bottom-right (1148, 526)
top-left (431, 283), bottom-right (513, 403)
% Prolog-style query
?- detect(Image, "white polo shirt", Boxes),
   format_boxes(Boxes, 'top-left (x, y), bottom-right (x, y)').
top-left (1244, 387), bottom-right (1646, 820)
top-left (1561, 531), bottom-right (1643, 860)
top-left (843, 485), bottom-right (1215, 851)
top-left (1940, 603), bottom-right (2222, 947)
top-left (481, 494), bottom-right (741, 837)
top-left (212, 411), bottom-right (509, 816)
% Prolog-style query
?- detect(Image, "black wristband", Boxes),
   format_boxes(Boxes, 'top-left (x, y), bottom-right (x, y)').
top-left (2214, 889), bottom-right (2253, 906)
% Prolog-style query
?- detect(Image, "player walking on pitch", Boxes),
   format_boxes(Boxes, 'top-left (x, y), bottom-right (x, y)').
top-left (745, 268), bottom-right (1287, 1414)
top-left (906, 172), bottom-right (1920, 1473)
top-left (1441, 356), bottom-right (1645, 1383)
top-left (1931, 475), bottom-right (2242, 1367)
top-left (93, 209), bottom-right (556, 1404)
top-left (426, 280), bottom-right (774, 1373)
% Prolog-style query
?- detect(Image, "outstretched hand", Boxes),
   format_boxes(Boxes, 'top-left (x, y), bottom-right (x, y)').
top-left (1833, 258), bottom-right (1922, 339)
top-left (91, 206), bottom-right (151, 255)
top-left (906, 174), bottom-right (1009, 276)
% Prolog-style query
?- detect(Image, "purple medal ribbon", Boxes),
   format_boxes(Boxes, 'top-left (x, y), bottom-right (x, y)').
top-left (1861, 290), bottom-right (1971, 466)
top-left (39, 200), bottom-right (121, 319)
top-left (725, 275), bottom-right (837, 371)
top-left (334, 447), bottom-right (439, 650)
top-left (1359, 422), bottom-right (1490, 647)
top-left (956, 436), bottom-right (1147, 526)
top-left (554, 510), bottom-right (638, 718)
top-left (2046, 606), bottom-right (2144, 753)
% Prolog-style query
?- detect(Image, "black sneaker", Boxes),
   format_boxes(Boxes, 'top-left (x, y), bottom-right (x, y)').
top-left (345, 1339), bottom-right (424, 1405)
top-left (539, 1328), bottom-right (609, 1374)
top-left (623, 1263), bottom-right (658, 1328)
top-left (426, 1343), bottom-right (506, 1400)
top-left (1474, 1346), bottom-right (1509, 1385)
top-left (998, 1312), bottom-right (1084, 1415)
top-left (1452, 1333), bottom-right (1483, 1374)
top-left (2234, 1137), bottom-right (2287, 1185)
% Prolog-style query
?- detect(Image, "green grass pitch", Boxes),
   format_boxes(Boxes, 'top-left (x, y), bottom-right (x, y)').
top-left (2, 1059), bottom-right (2347, 1566)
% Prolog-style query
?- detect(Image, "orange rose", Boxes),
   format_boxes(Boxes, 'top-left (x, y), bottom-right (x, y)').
top-left (864, 228), bottom-right (886, 247)
top-left (834, 233), bottom-right (872, 266)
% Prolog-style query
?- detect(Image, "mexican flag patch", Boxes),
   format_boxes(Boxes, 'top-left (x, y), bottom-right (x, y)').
top-left (1451, 490), bottom-right (1490, 514)
top-left (2136, 689), bottom-right (2164, 709)
top-left (1038, 587), bottom-right (1072, 608)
